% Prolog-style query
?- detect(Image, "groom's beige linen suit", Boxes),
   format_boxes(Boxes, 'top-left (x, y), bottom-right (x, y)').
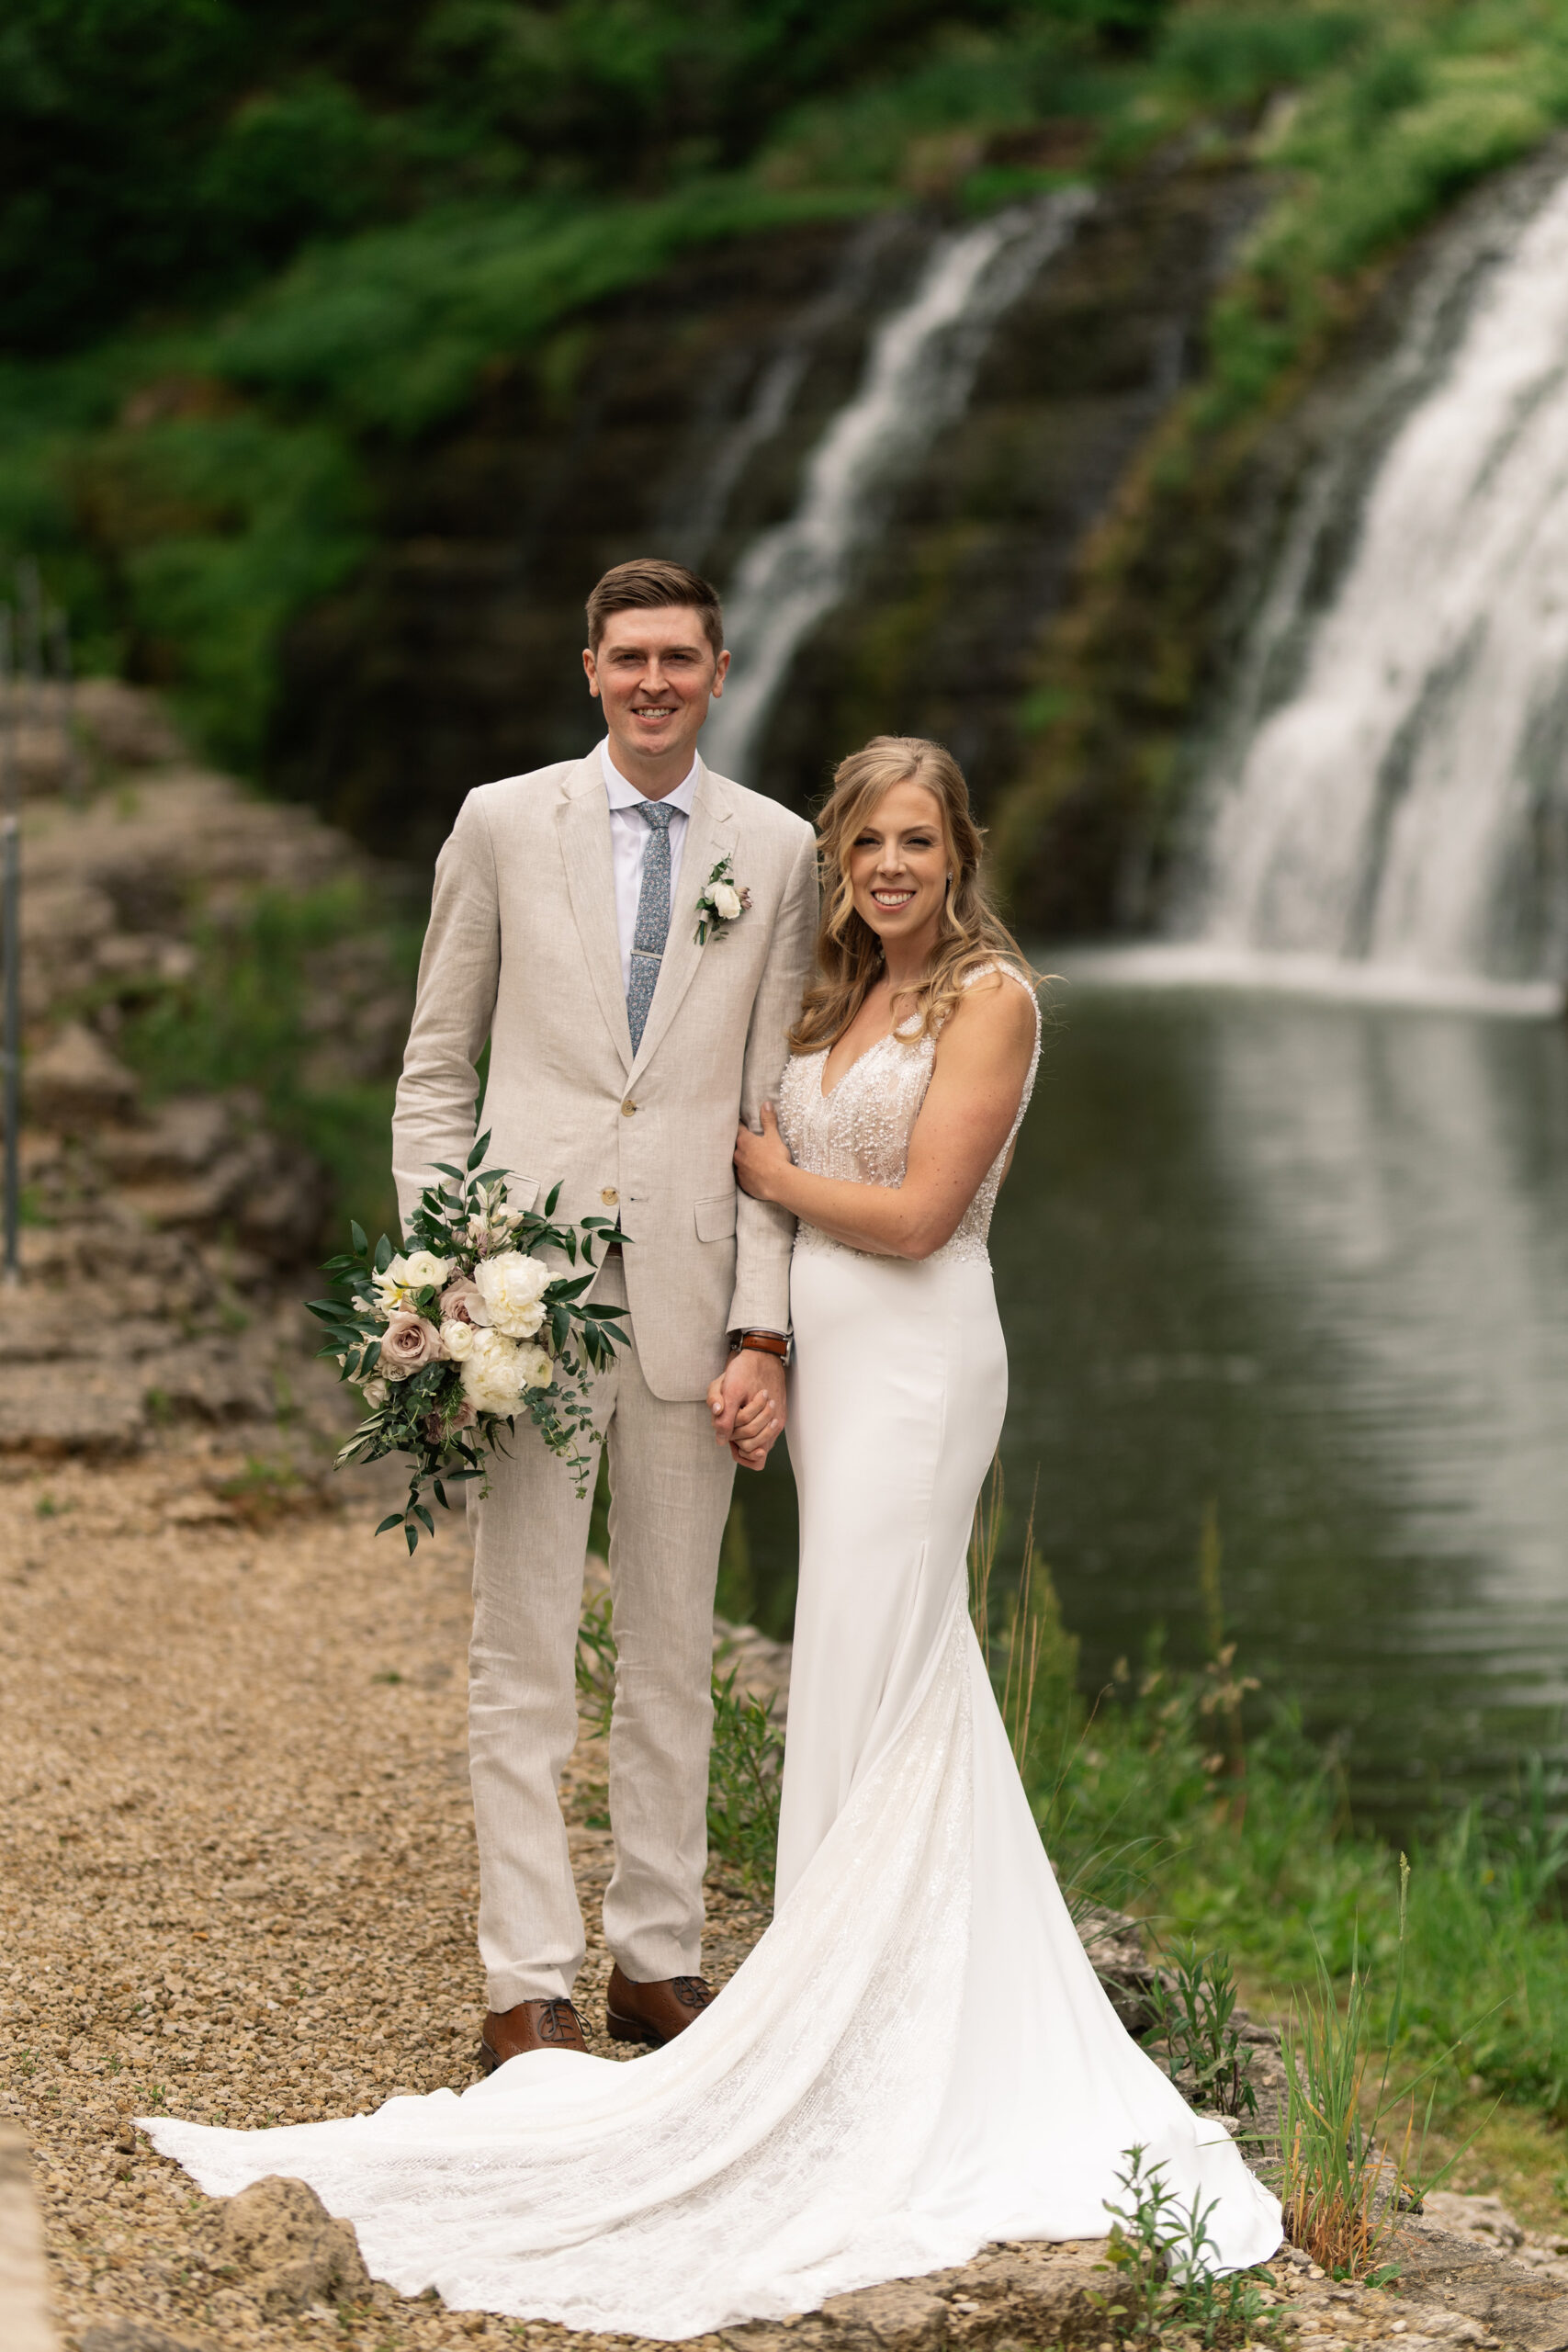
top-left (393, 749), bottom-right (816, 2007)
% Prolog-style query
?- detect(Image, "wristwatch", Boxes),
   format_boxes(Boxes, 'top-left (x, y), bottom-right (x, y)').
top-left (730, 1329), bottom-right (790, 1362)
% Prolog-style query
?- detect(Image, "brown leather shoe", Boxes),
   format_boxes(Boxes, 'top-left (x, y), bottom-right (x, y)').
top-left (477, 1997), bottom-right (588, 2072)
top-left (604, 1964), bottom-right (715, 2048)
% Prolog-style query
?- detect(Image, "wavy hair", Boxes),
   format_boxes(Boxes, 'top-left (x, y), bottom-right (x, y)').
top-left (789, 735), bottom-right (1033, 1055)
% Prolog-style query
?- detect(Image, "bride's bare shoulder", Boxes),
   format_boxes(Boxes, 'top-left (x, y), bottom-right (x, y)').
top-left (938, 964), bottom-right (1038, 1065)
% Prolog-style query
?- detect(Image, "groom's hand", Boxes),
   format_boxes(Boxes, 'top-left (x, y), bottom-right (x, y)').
top-left (708, 1350), bottom-right (786, 1471)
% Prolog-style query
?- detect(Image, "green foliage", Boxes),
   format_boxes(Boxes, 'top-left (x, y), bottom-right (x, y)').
top-left (1017, 1630), bottom-right (1568, 2125)
top-left (1094, 2143), bottom-right (1289, 2346)
top-left (85, 412), bottom-right (370, 766)
top-left (1156, 6), bottom-right (1370, 110)
top-left (1146, 1939), bottom-right (1258, 2120)
top-left (0, 0), bottom-right (1162, 356)
top-left (706, 1665), bottom-right (786, 1889)
top-left (1198, 4), bottom-right (1568, 427)
top-left (12, 0), bottom-right (1568, 796)
top-left (117, 876), bottom-right (419, 1243)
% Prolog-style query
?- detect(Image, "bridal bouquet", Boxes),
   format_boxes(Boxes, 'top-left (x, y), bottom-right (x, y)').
top-left (309, 1136), bottom-right (626, 1552)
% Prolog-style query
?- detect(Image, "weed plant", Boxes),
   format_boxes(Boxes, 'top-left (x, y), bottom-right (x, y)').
top-left (1094, 2143), bottom-right (1288, 2346)
top-left (1146, 1939), bottom-right (1258, 2123)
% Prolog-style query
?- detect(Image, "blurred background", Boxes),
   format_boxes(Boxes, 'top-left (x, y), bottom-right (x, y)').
top-left (5, 0), bottom-right (1568, 1852)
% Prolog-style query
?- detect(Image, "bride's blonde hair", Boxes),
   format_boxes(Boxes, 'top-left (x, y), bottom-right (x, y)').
top-left (789, 735), bottom-right (1033, 1054)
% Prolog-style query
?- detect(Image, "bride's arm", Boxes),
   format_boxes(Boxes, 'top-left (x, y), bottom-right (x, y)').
top-left (734, 976), bottom-right (1037, 1260)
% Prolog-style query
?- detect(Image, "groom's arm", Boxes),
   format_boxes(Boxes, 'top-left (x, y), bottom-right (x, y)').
top-left (727, 823), bottom-right (818, 1335)
top-left (391, 791), bottom-right (502, 1239)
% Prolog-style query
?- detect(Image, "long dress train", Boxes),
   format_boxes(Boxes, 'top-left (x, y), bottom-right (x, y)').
top-left (142, 968), bottom-right (1280, 2335)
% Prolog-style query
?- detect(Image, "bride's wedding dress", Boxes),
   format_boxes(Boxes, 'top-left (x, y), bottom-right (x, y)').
top-left (143, 967), bottom-right (1280, 2335)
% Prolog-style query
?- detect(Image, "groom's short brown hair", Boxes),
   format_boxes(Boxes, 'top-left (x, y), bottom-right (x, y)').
top-left (586, 559), bottom-right (725, 660)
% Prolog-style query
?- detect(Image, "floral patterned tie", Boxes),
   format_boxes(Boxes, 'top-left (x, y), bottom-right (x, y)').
top-left (626, 800), bottom-right (674, 1053)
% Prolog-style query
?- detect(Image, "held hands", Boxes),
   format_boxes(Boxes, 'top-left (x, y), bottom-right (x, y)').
top-left (707, 1348), bottom-right (786, 1471)
top-left (716, 1101), bottom-right (791, 1466)
top-left (734, 1101), bottom-right (793, 1202)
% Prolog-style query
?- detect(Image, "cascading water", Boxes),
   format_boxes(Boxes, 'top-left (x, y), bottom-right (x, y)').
top-left (703, 190), bottom-right (1091, 787)
top-left (1169, 160), bottom-right (1568, 1008)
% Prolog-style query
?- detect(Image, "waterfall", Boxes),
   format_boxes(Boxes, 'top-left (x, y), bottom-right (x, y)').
top-left (703, 190), bottom-right (1091, 786)
top-left (1168, 160), bottom-right (1568, 1010)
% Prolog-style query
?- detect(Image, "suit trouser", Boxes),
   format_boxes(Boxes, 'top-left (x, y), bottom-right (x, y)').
top-left (468, 1257), bottom-right (736, 2008)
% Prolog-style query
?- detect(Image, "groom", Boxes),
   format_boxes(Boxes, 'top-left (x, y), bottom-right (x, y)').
top-left (392, 559), bottom-right (818, 2064)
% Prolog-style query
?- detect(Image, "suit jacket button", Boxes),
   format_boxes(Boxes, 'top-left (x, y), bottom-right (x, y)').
top-left (621, 1100), bottom-right (637, 1116)
top-left (601, 1186), bottom-right (618, 1206)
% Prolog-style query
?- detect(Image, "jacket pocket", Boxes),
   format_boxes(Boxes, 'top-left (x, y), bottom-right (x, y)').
top-left (503, 1174), bottom-right (541, 1214)
top-left (694, 1190), bottom-right (738, 1242)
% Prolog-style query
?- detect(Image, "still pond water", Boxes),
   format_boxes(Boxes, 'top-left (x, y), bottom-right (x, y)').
top-left (734, 986), bottom-right (1568, 1837)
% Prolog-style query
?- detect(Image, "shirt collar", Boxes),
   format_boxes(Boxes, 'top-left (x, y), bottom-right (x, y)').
top-left (599, 737), bottom-right (700, 816)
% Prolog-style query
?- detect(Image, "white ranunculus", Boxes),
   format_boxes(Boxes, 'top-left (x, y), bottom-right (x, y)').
top-left (710, 880), bottom-right (743, 922)
top-left (373, 1248), bottom-right (455, 1308)
top-left (440, 1316), bottom-right (482, 1361)
top-left (458, 1328), bottom-right (527, 1415)
top-left (474, 1250), bottom-right (551, 1338)
top-left (515, 1343), bottom-right (554, 1392)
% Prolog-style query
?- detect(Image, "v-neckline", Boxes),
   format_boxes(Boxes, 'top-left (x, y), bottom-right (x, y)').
top-left (818, 1019), bottom-right (926, 1102)
top-left (819, 1032), bottom-right (894, 1102)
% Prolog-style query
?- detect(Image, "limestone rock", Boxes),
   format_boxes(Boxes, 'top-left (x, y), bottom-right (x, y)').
top-left (1075, 1902), bottom-right (1160, 2036)
top-left (24, 1022), bottom-right (138, 1132)
top-left (1389, 2214), bottom-right (1568, 2349)
top-left (215, 2174), bottom-right (369, 2316)
top-left (817, 2279), bottom-right (951, 2350)
top-left (1421, 2192), bottom-right (1527, 2252)
top-left (0, 1364), bottom-right (147, 1456)
top-left (97, 1098), bottom-right (231, 1184)
top-left (74, 678), bottom-right (184, 767)
top-left (81, 2322), bottom-right (217, 2352)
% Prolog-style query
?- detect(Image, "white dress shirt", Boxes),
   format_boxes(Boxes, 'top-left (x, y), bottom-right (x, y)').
top-left (600, 739), bottom-right (700, 996)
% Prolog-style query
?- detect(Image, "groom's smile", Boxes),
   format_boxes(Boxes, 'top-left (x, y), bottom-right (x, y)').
top-left (583, 604), bottom-right (731, 797)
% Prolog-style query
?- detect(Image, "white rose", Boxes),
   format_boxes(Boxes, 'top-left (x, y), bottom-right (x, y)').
top-left (515, 1343), bottom-right (554, 1391)
top-left (440, 1317), bottom-right (482, 1361)
top-left (474, 1250), bottom-right (551, 1339)
top-left (358, 1375), bottom-right (390, 1409)
top-left (373, 1248), bottom-right (454, 1308)
top-left (710, 880), bottom-right (742, 922)
top-left (458, 1328), bottom-right (527, 1414)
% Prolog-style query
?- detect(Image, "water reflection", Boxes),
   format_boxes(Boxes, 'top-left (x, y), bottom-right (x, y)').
top-left (741, 989), bottom-right (1568, 1836)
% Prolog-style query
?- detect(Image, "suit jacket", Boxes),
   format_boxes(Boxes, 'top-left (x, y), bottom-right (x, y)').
top-left (392, 751), bottom-right (818, 1400)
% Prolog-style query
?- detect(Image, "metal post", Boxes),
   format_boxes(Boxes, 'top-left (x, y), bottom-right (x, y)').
top-left (1, 605), bottom-right (18, 1285)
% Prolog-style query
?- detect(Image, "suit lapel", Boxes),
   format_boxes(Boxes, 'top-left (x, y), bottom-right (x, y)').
top-left (557, 756), bottom-right (634, 1077)
top-left (629, 759), bottom-right (736, 1080)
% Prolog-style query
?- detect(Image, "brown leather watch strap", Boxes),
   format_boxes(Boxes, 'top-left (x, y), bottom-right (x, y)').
top-left (738, 1330), bottom-right (789, 1360)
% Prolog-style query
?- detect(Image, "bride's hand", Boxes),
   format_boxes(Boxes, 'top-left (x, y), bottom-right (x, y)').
top-left (734, 1102), bottom-right (793, 1201)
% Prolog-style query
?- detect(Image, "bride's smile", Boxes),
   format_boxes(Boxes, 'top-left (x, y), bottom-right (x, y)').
top-left (848, 778), bottom-right (950, 956)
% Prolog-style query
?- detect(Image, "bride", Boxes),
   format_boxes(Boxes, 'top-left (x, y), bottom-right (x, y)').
top-left (143, 736), bottom-right (1280, 2335)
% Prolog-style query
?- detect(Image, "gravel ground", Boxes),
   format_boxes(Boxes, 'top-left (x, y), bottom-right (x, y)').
top-left (0, 1431), bottom-right (769, 2352)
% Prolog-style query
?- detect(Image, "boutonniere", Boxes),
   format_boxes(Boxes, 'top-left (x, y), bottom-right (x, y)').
top-left (694, 854), bottom-right (752, 945)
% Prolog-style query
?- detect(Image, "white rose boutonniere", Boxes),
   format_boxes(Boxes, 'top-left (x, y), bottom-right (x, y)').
top-left (694, 854), bottom-right (752, 945)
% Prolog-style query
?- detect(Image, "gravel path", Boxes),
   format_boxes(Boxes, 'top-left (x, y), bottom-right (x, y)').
top-left (0, 1433), bottom-right (769, 2352)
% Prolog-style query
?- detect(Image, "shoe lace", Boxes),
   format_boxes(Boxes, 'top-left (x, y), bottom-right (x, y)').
top-left (671, 1976), bottom-right (712, 2011)
top-left (537, 1998), bottom-right (581, 2043)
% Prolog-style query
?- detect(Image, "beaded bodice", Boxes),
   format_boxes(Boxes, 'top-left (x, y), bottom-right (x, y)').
top-left (776, 962), bottom-right (1041, 1266)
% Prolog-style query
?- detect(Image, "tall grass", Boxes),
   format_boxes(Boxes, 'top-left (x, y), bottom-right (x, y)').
top-left (969, 1471), bottom-right (1568, 2128)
